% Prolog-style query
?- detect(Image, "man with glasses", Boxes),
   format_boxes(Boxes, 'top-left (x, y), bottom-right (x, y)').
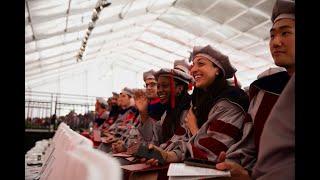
top-left (142, 69), bottom-right (165, 121)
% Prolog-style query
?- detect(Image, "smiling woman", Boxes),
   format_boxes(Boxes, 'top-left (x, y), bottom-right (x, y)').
top-left (156, 76), bottom-right (171, 105)
top-left (137, 61), bottom-right (194, 147)
top-left (182, 45), bottom-right (250, 161)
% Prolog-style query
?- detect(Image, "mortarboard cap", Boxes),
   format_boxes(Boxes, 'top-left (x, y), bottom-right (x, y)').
top-left (190, 45), bottom-right (237, 79)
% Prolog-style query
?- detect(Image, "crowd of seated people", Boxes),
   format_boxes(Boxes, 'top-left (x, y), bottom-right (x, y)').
top-left (76, 0), bottom-right (295, 179)
top-left (25, 117), bottom-right (51, 129)
top-left (26, 111), bottom-right (96, 131)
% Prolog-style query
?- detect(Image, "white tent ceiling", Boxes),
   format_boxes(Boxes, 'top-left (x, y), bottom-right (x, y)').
top-left (25, 0), bottom-right (277, 96)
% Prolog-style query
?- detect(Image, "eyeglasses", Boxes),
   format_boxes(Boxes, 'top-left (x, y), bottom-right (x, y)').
top-left (144, 82), bottom-right (157, 88)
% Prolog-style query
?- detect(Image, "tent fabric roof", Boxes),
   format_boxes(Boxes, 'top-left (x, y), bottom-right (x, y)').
top-left (26, 0), bottom-right (277, 89)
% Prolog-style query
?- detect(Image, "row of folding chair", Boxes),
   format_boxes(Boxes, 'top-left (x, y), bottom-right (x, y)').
top-left (36, 122), bottom-right (121, 180)
top-left (45, 144), bottom-right (122, 180)
top-left (41, 123), bottom-right (92, 161)
top-left (40, 123), bottom-right (74, 166)
top-left (37, 123), bottom-right (91, 179)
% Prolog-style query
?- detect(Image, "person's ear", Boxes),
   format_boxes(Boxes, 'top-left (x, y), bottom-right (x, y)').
top-left (215, 68), bottom-right (221, 76)
top-left (176, 85), bottom-right (184, 95)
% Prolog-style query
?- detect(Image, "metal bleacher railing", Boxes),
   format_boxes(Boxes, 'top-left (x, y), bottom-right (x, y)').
top-left (25, 91), bottom-right (97, 132)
